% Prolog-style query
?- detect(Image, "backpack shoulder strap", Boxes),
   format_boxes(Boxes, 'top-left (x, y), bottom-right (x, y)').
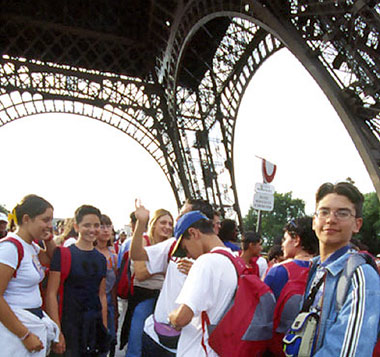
top-left (58, 246), bottom-right (72, 320)
top-left (167, 240), bottom-right (177, 263)
top-left (282, 260), bottom-right (309, 280)
top-left (211, 248), bottom-right (246, 276)
top-left (60, 246), bottom-right (72, 282)
top-left (336, 252), bottom-right (378, 311)
top-left (0, 237), bottom-right (24, 277)
top-left (143, 234), bottom-right (151, 247)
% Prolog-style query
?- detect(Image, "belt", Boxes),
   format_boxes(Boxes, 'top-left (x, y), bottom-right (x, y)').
top-left (24, 307), bottom-right (44, 319)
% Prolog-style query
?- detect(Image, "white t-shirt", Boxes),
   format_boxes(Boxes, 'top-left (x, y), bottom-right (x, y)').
top-left (143, 238), bottom-right (191, 350)
top-left (175, 247), bottom-right (237, 357)
top-left (257, 256), bottom-right (268, 279)
top-left (63, 237), bottom-right (77, 247)
top-left (0, 233), bottom-right (43, 308)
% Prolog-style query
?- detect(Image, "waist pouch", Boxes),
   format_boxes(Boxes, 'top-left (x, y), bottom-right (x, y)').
top-left (153, 318), bottom-right (181, 349)
top-left (283, 311), bottom-right (319, 357)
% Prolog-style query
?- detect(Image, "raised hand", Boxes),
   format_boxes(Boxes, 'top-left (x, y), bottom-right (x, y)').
top-left (134, 199), bottom-right (150, 223)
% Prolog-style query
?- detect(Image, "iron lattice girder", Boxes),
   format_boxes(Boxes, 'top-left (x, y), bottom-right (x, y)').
top-left (0, 0), bottom-right (379, 223)
top-left (148, 0), bottom-right (380, 225)
top-left (170, 17), bottom-right (283, 220)
top-left (0, 0), bottom-right (178, 79)
top-left (286, 0), bottom-right (380, 105)
top-left (0, 56), bottom-right (187, 205)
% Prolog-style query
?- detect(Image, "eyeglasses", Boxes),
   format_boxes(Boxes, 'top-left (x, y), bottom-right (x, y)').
top-left (315, 208), bottom-right (355, 220)
top-left (100, 224), bottom-right (112, 230)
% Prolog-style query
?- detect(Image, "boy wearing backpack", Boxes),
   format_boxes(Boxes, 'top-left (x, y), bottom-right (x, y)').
top-left (130, 199), bottom-right (215, 356)
top-left (168, 210), bottom-right (238, 356)
top-left (284, 182), bottom-right (380, 356)
top-left (264, 216), bottom-right (318, 355)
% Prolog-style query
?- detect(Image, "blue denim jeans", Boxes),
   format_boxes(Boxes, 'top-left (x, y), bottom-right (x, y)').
top-left (125, 298), bottom-right (155, 357)
top-left (107, 293), bottom-right (116, 343)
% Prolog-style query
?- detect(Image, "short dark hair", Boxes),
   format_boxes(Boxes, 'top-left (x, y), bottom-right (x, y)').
top-left (268, 244), bottom-right (283, 261)
top-left (316, 182), bottom-right (364, 217)
top-left (218, 219), bottom-right (238, 242)
top-left (75, 205), bottom-right (101, 224)
top-left (101, 214), bottom-right (112, 226)
top-left (186, 198), bottom-right (214, 220)
top-left (284, 216), bottom-right (318, 255)
top-left (242, 231), bottom-right (261, 250)
top-left (182, 218), bottom-right (214, 239)
top-left (350, 237), bottom-right (369, 251)
top-left (13, 194), bottom-right (53, 226)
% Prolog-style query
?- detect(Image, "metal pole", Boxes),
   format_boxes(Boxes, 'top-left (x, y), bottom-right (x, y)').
top-left (256, 210), bottom-right (262, 234)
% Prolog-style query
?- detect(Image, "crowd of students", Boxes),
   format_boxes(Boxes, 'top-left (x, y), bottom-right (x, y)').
top-left (0, 181), bottom-right (380, 356)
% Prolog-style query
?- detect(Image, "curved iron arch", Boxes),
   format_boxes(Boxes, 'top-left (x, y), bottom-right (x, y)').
top-left (0, 57), bottom-right (185, 207)
top-left (159, 0), bottom-right (380, 226)
top-left (171, 17), bottom-right (284, 225)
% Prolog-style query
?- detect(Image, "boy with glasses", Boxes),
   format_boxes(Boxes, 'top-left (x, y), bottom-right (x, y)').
top-left (295, 182), bottom-right (380, 356)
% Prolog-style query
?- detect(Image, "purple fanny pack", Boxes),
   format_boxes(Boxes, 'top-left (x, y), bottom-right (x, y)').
top-left (153, 317), bottom-right (181, 349)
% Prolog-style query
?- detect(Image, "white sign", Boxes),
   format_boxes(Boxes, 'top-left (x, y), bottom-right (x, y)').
top-left (255, 182), bottom-right (275, 194)
top-left (253, 192), bottom-right (274, 211)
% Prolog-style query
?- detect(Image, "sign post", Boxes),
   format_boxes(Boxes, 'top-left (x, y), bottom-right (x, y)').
top-left (255, 158), bottom-right (276, 234)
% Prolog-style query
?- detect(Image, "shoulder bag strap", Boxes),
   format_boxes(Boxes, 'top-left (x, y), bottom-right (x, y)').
top-left (301, 273), bottom-right (325, 312)
top-left (0, 237), bottom-right (24, 277)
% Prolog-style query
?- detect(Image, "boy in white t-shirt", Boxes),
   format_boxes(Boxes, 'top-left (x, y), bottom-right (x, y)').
top-left (130, 199), bottom-right (215, 356)
top-left (169, 211), bottom-right (237, 357)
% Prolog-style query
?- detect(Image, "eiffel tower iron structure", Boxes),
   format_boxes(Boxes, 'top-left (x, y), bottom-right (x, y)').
top-left (0, 1), bottom-right (379, 228)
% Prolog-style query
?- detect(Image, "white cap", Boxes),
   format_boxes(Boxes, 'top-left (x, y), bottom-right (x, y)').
top-left (0, 212), bottom-right (8, 223)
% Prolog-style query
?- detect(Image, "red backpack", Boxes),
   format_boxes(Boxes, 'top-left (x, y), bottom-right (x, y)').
top-left (117, 249), bottom-right (133, 299)
top-left (202, 249), bottom-right (276, 357)
top-left (57, 246), bottom-right (72, 320)
top-left (0, 237), bottom-right (24, 277)
top-left (117, 234), bottom-right (150, 299)
top-left (268, 261), bottom-right (310, 356)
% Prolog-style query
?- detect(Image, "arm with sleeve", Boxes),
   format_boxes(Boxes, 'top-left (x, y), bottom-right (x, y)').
top-left (314, 265), bottom-right (380, 357)
top-left (145, 238), bottom-right (175, 275)
top-left (176, 252), bottom-right (237, 321)
top-left (264, 264), bottom-right (288, 300)
top-left (0, 242), bottom-right (18, 270)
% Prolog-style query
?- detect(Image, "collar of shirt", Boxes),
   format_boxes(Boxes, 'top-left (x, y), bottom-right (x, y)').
top-left (316, 245), bottom-right (351, 268)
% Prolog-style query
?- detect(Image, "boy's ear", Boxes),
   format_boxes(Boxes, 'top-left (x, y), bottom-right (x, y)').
top-left (353, 217), bottom-right (363, 234)
top-left (73, 222), bottom-right (79, 233)
top-left (188, 227), bottom-right (200, 240)
top-left (21, 214), bottom-right (30, 225)
top-left (248, 242), bottom-right (257, 250)
top-left (294, 235), bottom-right (302, 248)
top-left (312, 215), bottom-right (317, 231)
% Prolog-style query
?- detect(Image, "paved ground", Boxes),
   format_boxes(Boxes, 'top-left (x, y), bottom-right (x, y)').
top-left (115, 343), bottom-right (128, 357)
top-left (114, 299), bottom-right (128, 357)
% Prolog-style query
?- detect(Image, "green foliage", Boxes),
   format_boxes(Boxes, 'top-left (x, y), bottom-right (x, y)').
top-left (0, 204), bottom-right (8, 215)
top-left (243, 192), bottom-right (305, 250)
top-left (357, 192), bottom-right (380, 254)
top-left (242, 190), bottom-right (380, 255)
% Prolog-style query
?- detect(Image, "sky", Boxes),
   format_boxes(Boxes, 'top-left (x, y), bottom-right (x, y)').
top-left (0, 49), bottom-right (375, 229)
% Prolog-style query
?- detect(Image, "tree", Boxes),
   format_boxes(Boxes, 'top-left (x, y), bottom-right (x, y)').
top-left (0, 204), bottom-right (8, 215)
top-left (243, 192), bottom-right (305, 250)
top-left (357, 192), bottom-right (380, 255)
